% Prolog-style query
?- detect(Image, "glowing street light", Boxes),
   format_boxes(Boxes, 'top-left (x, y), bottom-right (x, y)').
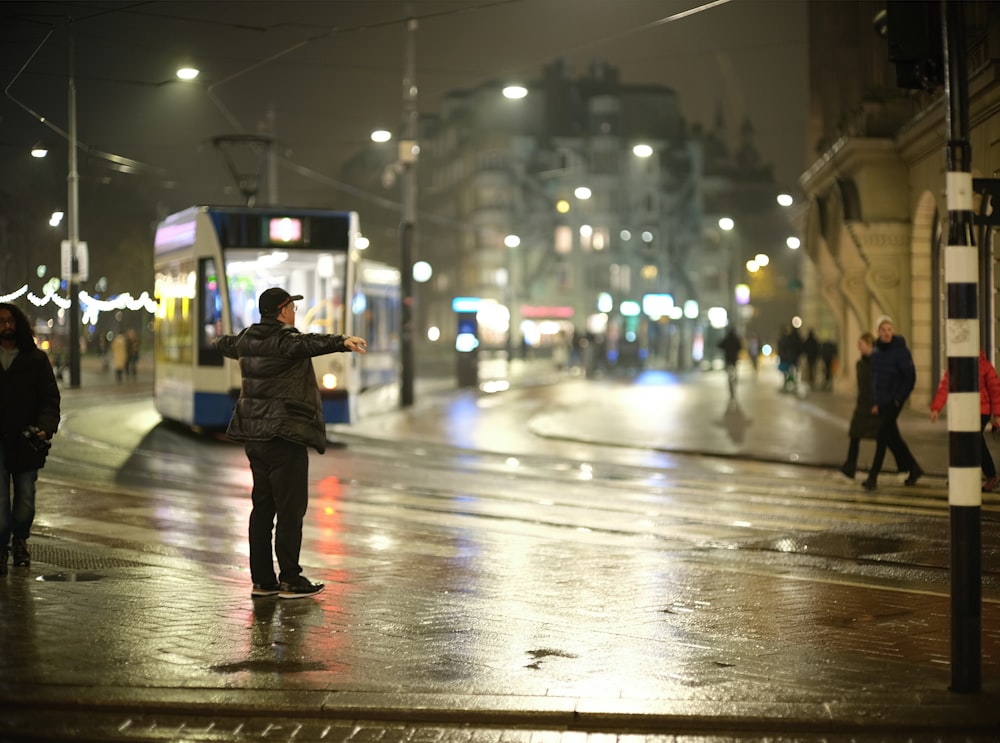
top-left (30, 144), bottom-right (48, 158)
top-left (574, 186), bottom-right (592, 200)
top-left (786, 236), bottom-right (801, 250)
top-left (504, 234), bottom-right (521, 248)
top-left (502, 85), bottom-right (528, 99)
top-left (718, 217), bottom-right (734, 231)
top-left (176, 67), bottom-right (200, 81)
top-left (777, 193), bottom-right (794, 207)
top-left (370, 129), bottom-right (392, 143)
top-left (412, 260), bottom-right (432, 283)
top-left (632, 143), bottom-right (653, 158)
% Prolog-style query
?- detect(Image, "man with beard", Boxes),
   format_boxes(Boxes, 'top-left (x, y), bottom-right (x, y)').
top-left (0, 303), bottom-right (61, 574)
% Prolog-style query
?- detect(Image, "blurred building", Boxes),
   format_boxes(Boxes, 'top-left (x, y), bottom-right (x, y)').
top-left (343, 59), bottom-right (798, 373)
top-left (799, 1), bottom-right (1000, 401)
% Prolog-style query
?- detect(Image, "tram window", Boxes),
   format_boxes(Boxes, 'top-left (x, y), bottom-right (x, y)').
top-left (154, 259), bottom-right (194, 365)
top-left (198, 257), bottom-right (224, 366)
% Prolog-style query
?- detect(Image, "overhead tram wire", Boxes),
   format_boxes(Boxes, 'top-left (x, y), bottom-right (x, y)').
top-left (3, 16), bottom-right (165, 176)
top-left (496, 0), bottom-right (733, 82)
top-left (112, 0), bottom-right (524, 36)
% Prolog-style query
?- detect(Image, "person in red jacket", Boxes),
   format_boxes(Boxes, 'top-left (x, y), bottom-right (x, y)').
top-left (929, 350), bottom-right (1000, 491)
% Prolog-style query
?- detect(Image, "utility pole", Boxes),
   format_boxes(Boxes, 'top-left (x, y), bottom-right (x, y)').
top-left (67, 28), bottom-right (81, 389)
top-left (941, 0), bottom-right (981, 694)
top-left (398, 10), bottom-right (418, 408)
top-left (883, 0), bottom-right (980, 692)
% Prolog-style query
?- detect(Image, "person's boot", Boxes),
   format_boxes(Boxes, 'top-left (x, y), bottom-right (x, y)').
top-left (12, 538), bottom-right (29, 567)
top-left (904, 465), bottom-right (924, 487)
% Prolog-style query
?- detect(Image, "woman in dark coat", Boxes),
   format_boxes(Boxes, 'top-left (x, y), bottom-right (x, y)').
top-left (840, 332), bottom-right (881, 478)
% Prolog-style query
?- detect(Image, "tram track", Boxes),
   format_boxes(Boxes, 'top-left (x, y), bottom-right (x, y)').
top-left (46, 393), bottom-right (1000, 598)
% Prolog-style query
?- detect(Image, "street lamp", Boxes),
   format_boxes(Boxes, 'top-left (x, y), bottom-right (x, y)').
top-left (717, 217), bottom-right (737, 330)
top-left (504, 234), bottom-right (521, 364)
top-left (412, 260), bottom-right (432, 283)
top-left (502, 85), bottom-right (527, 99)
top-left (370, 129), bottom-right (392, 143)
top-left (632, 143), bottom-right (653, 158)
top-left (175, 66), bottom-right (199, 81)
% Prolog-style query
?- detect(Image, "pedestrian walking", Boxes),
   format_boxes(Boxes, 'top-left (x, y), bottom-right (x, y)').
top-left (125, 328), bottom-right (140, 379)
top-left (111, 332), bottom-right (127, 383)
top-left (820, 338), bottom-right (838, 390)
top-left (803, 329), bottom-right (819, 385)
top-left (929, 349), bottom-right (1000, 491)
top-left (0, 303), bottom-right (61, 575)
top-left (215, 288), bottom-right (368, 600)
top-left (777, 325), bottom-right (802, 391)
top-left (862, 316), bottom-right (923, 490)
top-left (718, 327), bottom-right (742, 400)
top-left (746, 333), bottom-right (760, 371)
top-left (839, 332), bottom-right (882, 479)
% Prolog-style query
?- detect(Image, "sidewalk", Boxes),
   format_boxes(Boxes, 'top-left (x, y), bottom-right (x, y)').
top-left (2, 355), bottom-right (998, 741)
top-left (374, 356), bottom-right (961, 480)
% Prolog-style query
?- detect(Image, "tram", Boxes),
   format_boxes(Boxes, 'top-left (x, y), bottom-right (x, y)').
top-left (152, 205), bottom-right (400, 429)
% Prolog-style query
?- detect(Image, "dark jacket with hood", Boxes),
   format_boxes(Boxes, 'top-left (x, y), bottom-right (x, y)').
top-left (215, 318), bottom-right (351, 453)
top-left (0, 346), bottom-right (61, 472)
top-left (870, 334), bottom-right (916, 409)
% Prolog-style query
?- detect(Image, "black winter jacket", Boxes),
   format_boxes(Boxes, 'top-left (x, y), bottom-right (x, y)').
top-left (0, 346), bottom-right (61, 471)
top-left (215, 318), bottom-right (352, 453)
top-left (870, 334), bottom-right (916, 409)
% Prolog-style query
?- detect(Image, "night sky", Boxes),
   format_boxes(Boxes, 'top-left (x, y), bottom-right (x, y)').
top-left (1, 0), bottom-right (808, 209)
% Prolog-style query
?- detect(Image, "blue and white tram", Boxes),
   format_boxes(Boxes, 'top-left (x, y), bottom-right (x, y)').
top-left (153, 205), bottom-right (400, 429)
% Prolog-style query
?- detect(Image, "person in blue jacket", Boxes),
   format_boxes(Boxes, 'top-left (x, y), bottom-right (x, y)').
top-left (862, 316), bottom-right (923, 490)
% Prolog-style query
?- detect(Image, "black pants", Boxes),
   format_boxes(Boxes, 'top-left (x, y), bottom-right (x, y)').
top-left (245, 438), bottom-right (309, 585)
top-left (868, 403), bottom-right (917, 482)
top-left (843, 434), bottom-right (907, 477)
top-left (980, 414), bottom-right (997, 479)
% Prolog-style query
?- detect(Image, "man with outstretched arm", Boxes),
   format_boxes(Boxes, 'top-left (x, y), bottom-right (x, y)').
top-left (215, 288), bottom-right (367, 599)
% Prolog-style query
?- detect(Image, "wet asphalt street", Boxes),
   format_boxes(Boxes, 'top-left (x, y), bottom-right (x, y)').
top-left (1, 356), bottom-right (999, 742)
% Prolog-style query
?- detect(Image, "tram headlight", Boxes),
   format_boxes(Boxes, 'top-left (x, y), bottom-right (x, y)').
top-left (321, 372), bottom-right (338, 390)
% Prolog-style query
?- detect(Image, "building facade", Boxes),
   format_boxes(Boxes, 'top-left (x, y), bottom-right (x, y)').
top-left (799, 0), bottom-right (1000, 402)
top-left (345, 58), bottom-right (798, 373)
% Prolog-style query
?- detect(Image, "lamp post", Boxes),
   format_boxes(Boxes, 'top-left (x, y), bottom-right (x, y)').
top-left (398, 11), bottom-right (418, 408)
top-left (504, 234), bottom-right (520, 365)
top-left (66, 30), bottom-right (82, 388)
top-left (718, 217), bottom-right (736, 330)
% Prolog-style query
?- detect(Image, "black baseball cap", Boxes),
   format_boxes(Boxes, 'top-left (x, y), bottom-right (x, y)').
top-left (258, 287), bottom-right (303, 316)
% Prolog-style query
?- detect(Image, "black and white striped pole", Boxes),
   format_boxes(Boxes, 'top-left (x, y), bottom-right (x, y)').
top-left (942, 0), bottom-right (980, 694)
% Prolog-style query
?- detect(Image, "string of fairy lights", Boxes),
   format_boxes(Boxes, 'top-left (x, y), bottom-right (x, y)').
top-left (0, 284), bottom-right (157, 326)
